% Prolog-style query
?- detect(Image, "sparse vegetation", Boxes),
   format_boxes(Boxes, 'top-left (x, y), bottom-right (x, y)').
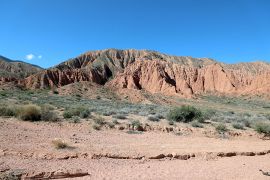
top-left (167, 105), bottom-right (203, 123)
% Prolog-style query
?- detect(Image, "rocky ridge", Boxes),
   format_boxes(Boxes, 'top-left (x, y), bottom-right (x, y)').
top-left (2, 49), bottom-right (270, 97)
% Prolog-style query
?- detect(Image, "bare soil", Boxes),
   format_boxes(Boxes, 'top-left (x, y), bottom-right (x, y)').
top-left (1, 118), bottom-right (270, 179)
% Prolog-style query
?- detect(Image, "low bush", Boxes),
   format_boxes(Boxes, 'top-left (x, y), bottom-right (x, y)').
top-left (254, 122), bottom-right (270, 136)
top-left (17, 104), bottom-right (41, 121)
top-left (166, 105), bottom-right (203, 123)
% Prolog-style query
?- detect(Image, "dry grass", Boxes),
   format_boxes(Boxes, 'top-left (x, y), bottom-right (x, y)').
top-left (52, 139), bottom-right (69, 149)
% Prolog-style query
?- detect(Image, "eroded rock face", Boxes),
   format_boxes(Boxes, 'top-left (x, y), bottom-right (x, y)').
top-left (108, 60), bottom-right (244, 97)
top-left (18, 49), bottom-right (270, 97)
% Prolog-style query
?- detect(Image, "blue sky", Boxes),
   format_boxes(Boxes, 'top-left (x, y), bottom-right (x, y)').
top-left (0, 0), bottom-right (269, 68)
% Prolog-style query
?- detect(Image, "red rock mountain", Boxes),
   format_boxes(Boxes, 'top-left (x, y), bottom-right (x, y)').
top-left (20, 49), bottom-right (270, 97)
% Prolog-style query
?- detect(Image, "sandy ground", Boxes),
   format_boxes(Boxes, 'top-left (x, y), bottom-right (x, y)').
top-left (0, 118), bottom-right (270, 179)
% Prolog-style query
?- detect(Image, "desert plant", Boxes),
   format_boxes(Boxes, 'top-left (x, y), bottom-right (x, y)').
top-left (17, 104), bottom-right (41, 121)
top-left (232, 123), bottom-right (244, 130)
top-left (63, 110), bottom-right (73, 119)
top-left (52, 139), bottom-right (69, 149)
top-left (254, 122), bottom-right (270, 136)
top-left (215, 123), bottom-right (228, 133)
top-left (167, 105), bottom-right (203, 123)
top-left (243, 119), bottom-right (251, 128)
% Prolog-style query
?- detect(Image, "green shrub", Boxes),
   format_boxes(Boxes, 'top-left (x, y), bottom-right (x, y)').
top-left (167, 105), bottom-right (203, 123)
top-left (17, 104), bottom-right (41, 121)
top-left (0, 106), bottom-right (16, 117)
top-left (232, 123), bottom-right (244, 130)
top-left (254, 122), bottom-right (270, 135)
top-left (215, 123), bottom-right (228, 133)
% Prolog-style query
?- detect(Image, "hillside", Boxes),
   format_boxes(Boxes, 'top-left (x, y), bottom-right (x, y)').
top-left (0, 55), bottom-right (43, 80)
top-left (20, 49), bottom-right (270, 98)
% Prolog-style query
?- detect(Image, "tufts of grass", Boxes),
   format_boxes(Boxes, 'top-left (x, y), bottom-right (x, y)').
top-left (52, 139), bottom-right (69, 149)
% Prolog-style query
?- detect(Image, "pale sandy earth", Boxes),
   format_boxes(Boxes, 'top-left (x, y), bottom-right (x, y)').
top-left (0, 118), bottom-right (270, 179)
